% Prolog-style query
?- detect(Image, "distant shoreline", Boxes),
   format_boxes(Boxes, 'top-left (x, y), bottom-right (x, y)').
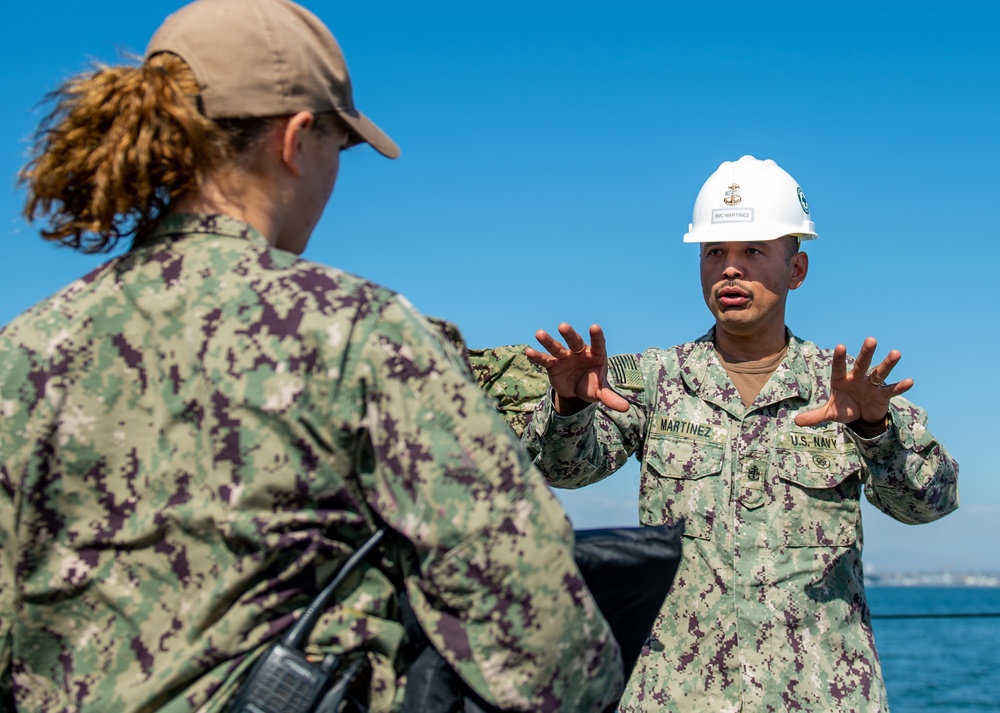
top-left (865, 573), bottom-right (1000, 588)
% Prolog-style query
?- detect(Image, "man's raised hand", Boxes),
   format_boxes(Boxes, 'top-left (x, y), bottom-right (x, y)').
top-left (525, 322), bottom-right (630, 415)
top-left (794, 337), bottom-right (913, 431)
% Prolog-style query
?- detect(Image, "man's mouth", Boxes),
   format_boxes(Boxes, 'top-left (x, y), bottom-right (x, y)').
top-left (717, 284), bottom-right (751, 308)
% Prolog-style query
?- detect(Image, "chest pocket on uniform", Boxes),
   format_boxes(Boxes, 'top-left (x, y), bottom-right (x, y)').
top-left (774, 428), bottom-right (863, 548)
top-left (640, 435), bottom-right (724, 540)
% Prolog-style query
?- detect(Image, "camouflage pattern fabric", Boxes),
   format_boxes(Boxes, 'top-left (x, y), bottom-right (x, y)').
top-left (468, 346), bottom-right (548, 438)
top-left (522, 329), bottom-right (960, 712)
top-left (0, 214), bottom-right (623, 712)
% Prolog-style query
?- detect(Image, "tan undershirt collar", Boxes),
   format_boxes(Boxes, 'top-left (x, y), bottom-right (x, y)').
top-left (715, 345), bottom-right (788, 407)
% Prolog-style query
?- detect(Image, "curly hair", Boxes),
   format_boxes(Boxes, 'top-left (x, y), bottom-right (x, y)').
top-left (18, 53), bottom-right (257, 253)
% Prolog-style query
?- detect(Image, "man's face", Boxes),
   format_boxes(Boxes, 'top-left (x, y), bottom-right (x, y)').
top-left (699, 237), bottom-right (808, 341)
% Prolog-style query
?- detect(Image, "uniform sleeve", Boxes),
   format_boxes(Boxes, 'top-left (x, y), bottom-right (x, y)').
top-left (852, 397), bottom-right (959, 524)
top-left (521, 359), bottom-right (647, 490)
top-left (353, 297), bottom-right (623, 712)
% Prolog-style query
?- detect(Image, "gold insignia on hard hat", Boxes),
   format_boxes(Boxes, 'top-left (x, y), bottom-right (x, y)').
top-left (724, 183), bottom-right (741, 206)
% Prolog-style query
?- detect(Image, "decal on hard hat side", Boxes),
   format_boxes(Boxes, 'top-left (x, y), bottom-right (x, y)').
top-left (797, 187), bottom-right (809, 214)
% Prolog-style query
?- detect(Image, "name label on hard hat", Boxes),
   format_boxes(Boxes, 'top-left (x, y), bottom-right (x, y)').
top-left (712, 208), bottom-right (754, 224)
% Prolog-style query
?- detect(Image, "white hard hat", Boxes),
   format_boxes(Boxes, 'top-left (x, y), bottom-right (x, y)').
top-left (683, 155), bottom-right (818, 243)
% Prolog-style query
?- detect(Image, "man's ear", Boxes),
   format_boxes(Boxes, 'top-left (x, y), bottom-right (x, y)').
top-left (789, 251), bottom-right (809, 290)
top-left (280, 111), bottom-right (316, 177)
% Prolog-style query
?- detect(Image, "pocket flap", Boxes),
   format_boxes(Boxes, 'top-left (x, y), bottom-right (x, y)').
top-left (776, 428), bottom-right (859, 489)
top-left (643, 436), bottom-right (725, 480)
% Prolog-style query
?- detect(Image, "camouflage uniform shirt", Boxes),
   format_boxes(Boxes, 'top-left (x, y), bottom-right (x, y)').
top-left (0, 214), bottom-right (622, 712)
top-left (522, 329), bottom-right (959, 712)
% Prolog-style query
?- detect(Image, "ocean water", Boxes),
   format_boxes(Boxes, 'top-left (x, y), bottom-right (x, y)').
top-left (868, 587), bottom-right (1000, 712)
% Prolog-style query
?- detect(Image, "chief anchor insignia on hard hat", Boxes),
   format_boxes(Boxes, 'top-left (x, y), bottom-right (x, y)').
top-left (724, 183), bottom-right (742, 206)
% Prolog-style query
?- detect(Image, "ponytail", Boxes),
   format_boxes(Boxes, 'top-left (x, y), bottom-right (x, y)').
top-left (19, 53), bottom-right (224, 253)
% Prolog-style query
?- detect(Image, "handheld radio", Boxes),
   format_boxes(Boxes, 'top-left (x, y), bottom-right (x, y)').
top-left (229, 527), bottom-right (386, 713)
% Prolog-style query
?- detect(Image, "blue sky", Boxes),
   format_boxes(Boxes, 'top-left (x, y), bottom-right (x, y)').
top-left (3, 1), bottom-right (996, 573)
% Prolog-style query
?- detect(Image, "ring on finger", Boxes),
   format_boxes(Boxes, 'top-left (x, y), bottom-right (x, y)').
top-left (868, 370), bottom-right (883, 387)
top-left (572, 346), bottom-right (586, 354)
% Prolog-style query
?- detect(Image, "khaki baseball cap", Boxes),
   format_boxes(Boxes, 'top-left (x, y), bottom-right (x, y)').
top-left (145, 0), bottom-right (399, 159)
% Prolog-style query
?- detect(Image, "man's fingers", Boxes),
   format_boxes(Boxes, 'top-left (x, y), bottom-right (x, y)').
top-left (534, 329), bottom-right (567, 358)
top-left (883, 377), bottom-right (914, 397)
top-left (588, 324), bottom-right (609, 356)
top-left (599, 387), bottom-right (631, 413)
top-left (524, 346), bottom-right (557, 368)
top-left (557, 322), bottom-right (588, 355)
top-left (876, 349), bottom-right (903, 379)
top-left (851, 337), bottom-right (878, 375)
top-left (863, 346), bottom-right (907, 389)
top-left (793, 406), bottom-right (828, 428)
top-left (830, 344), bottom-right (849, 380)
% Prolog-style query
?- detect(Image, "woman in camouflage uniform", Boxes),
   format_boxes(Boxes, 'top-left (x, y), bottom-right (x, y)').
top-left (0, 1), bottom-right (623, 710)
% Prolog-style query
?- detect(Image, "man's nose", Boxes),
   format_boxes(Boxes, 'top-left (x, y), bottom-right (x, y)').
top-left (722, 263), bottom-right (742, 280)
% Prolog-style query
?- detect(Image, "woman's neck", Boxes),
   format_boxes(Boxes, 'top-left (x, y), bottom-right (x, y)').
top-left (169, 169), bottom-right (281, 245)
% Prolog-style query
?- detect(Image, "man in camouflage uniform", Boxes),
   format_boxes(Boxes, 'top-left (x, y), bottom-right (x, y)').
top-left (0, 1), bottom-right (622, 711)
top-left (522, 156), bottom-right (959, 711)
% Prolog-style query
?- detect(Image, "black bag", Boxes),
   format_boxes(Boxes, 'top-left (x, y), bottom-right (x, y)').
top-left (572, 521), bottom-right (683, 683)
top-left (401, 522), bottom-right (684, 712)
